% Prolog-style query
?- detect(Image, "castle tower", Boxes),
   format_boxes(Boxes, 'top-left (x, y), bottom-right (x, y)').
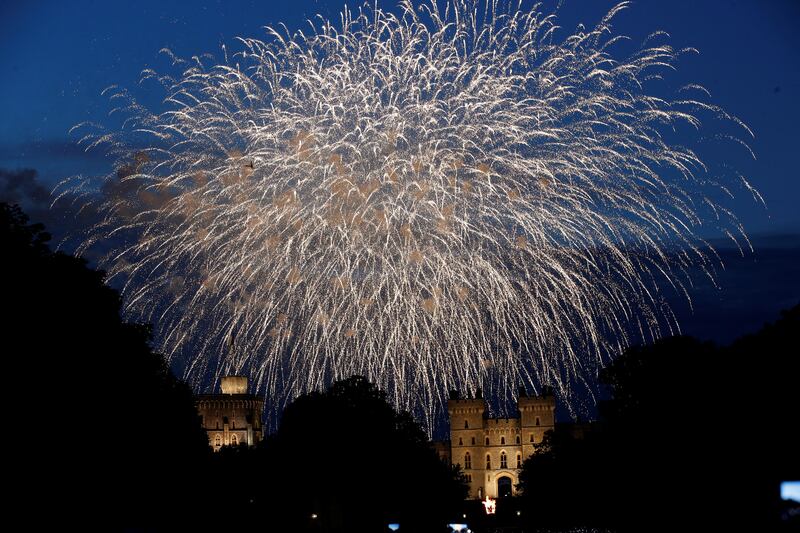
top-left (519, 387), bottom-right (556, 459)
top-left (447, 390), bottom-right (486, 499)
top-left (196, 376), bottom-right (264, 451)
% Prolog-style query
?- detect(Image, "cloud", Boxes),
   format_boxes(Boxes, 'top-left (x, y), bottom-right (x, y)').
top-left (0, 166), bottom-right (105, 256)
top-left (0, 167), bottom-right (49, 206)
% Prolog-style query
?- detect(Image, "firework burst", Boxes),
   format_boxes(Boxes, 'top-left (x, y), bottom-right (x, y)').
top-left (60, 0), bottom-right (758, 428)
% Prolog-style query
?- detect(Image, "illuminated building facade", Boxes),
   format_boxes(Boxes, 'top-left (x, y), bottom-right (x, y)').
top-left (442, 389), bottom-right (556, 499)
top-left (196, 376), bottom-right (264, 451)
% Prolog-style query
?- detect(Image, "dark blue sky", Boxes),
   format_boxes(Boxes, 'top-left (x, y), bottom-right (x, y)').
top-left (1, 0), bottom-right (798, 344)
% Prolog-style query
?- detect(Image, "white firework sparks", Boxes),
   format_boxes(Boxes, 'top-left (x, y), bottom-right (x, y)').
top-left (60, 0), bottom-right (757, 428)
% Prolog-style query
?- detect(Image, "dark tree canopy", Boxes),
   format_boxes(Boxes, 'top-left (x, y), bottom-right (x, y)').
top-left (517, 306), bottom-right (800, 532)
top-left (2, 203), bottom-right (209, 528)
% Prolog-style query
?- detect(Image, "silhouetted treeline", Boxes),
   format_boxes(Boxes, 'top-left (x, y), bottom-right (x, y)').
top-left (518, 306), bottom-right (800, 532)
top-left (3, 203), bottom-right (210, 528)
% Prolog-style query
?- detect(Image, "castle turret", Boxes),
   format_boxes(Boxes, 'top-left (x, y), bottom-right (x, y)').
top-left (519, 388), bottom-right (556, 459)
top-left (196, 375), bottom-right (264, 451)
top-left (448, 391), bottom-right (486, 498)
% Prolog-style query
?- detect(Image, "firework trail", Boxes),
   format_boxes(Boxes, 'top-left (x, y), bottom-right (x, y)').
top-left (59, 0), bottom-right (758, 428)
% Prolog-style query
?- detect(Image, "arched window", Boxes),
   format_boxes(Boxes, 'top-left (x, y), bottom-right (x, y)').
top-left (485, 437), bottom-right (490, 446)
top-left (471, 437), bottom-right (475, 445)
top-left (516, 435), bottom-right (520, 444)
top-left (231, 434), bottom-right (238, 446)
top-left (500, 451), bottom-right (507, 469)
top-left (464, 452), bottom-right (472, 470)
top-left (535, 417), bottom-right (540, 426)
top-left (214, 435), bottom-right (221, 447)
top-left (459, 437), bottom-right (463, 446)
top-left (501, 436), bottom-right (505, 445)
top-left (516, 454), bottom-right (522, 468)
top-left (464, 419), bottom-right (469, 429)
top-left (530, 434), bottom-right (534, 443)
top-left (486, 454), bottom-right (491, 469)
top-left (465, 474), bottom-right (472, 483)
top-left (478, 487), bottom-right (483, 499)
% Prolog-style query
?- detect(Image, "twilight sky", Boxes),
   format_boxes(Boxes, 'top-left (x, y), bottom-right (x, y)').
top-left (1, 0), bottom-right (798, 344)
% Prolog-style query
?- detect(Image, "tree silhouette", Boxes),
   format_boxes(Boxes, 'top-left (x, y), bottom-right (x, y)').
top-left (518, 306), bottom-right (799, 532)
top-left (2, 203), bottom-right (209, 528)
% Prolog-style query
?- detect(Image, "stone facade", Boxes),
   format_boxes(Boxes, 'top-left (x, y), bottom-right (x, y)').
top-left (196, 376), bottom-right (264, 451)
top-left (444, 389), bottom-right (555, 499)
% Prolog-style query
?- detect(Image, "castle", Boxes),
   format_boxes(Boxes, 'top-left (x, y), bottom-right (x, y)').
top-left (436, 388), bottom-right (556, 499)
top-left (196, 376), bottom-right (264, 450)
top-left (196, 376), bottom-right (557, 501)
